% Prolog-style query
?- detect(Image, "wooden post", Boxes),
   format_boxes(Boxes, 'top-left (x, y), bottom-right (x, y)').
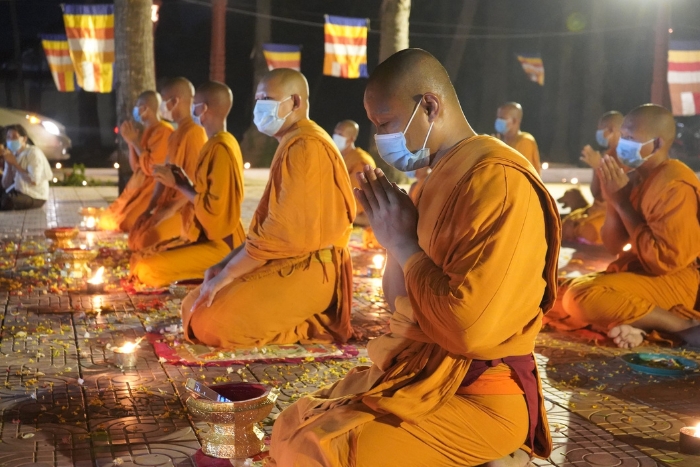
top-left (9, 0), bottom-right (27, 109)
top-left (210, 0), bottom-right (227, 82)
top-left (114, 0), bottom-right (156, 193)
top-left (651, 0), bottom-right (670, 107)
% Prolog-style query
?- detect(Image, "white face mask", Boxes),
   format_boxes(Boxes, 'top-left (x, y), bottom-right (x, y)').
top-left (374, 99), bottom-right (434, 172)
top-left (160, 98), bottom-right (174, 121)
top-left (253, 97), bottom-right (292, 137)
top-left (332, 133), bottom-right (348, 152)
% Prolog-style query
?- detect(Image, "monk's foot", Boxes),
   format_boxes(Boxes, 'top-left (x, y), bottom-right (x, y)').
top-left (608, 324), bottom-right (646, 349)
top-left (480, 449), bottom-right (532, 467)
top-left (677, 324), bottom-right (700, 347)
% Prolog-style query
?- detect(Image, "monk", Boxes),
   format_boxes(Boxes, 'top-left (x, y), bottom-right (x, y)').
top-left (268, 49), bottom-right (559, 467)
top-left (563, 104), bottom-right (700, 348)
top-left (99, 91), bottom-right (173, 232)
top-left (408, 166), bottom-right (431, 202)
top-left (333, 120), bottom-right (376, 226)
top-left (561, 111), bottom-right (623, 244)
top-left (495, 102), bottom-right (541, 174)
top-left (128, 77), bottom-right (208, 251)
top-left (179, 68), bottom-right (355, 348)
top-left (130, 82), bottom-right (246, 287)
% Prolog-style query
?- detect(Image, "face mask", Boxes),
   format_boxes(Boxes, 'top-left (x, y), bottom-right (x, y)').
top-left (253, 97), bottom-right (292, 137)
top-left (6, 139), bottom-right (21, 154)
top-left (494, 118), bottom-right (509, 134)
top-left (332, 134), bottom-right (348, 151)
top-left (133, 106), bottom-right (143, 124)
top-left (160, 98), bottom-right (174, 121)
top-left (595, 129), bottom-right (609, 148)
top-left (374, 99), bottom-right (434, 172)
top-left (616, 138), bottom-right (655, 168)
top-left (191, 103), bottom-right (205, 126)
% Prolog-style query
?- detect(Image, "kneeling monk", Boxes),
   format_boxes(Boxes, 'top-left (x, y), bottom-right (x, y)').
top-left (181, 68), bottom-right (355, 348)
top-left (128, 77), bottom-right (207, 251)
top-left (130, 81), bottom-right (246, 287)
top-left (100, 91), bottom-right (173, 231)
top-left (563, 104), bottom-right (700, 348)
top-left (268, 49), bottom-right (559, 467)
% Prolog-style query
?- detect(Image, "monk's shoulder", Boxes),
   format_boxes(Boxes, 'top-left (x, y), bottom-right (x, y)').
top-left (355, 147), bottom-right (376, 167)
top-left (648, 160), bottom-right (700, 194)
top-left (283, 122), bottom-right (338, 163)
top-left (155, 121), bottom-right (174, 134)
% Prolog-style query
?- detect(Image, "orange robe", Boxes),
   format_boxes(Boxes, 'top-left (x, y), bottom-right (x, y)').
top-left (181, 119), bottom-right (356, 348)
top-left (268, 135), bottom-right (560, 466)
top-left (563, 159), bottom-right (700, 329)
top-left (99, 121), bottom-right (173, 232)
top-left (128, 118), bottom-right (207, 251)
top-left (561, 199), bottom-right (606, 245)
top-left (510, 131), bottom-right (540, 174)
top-left (343, 146), bottom-right (375, 215)
top-left (130, 131), bottom-right (246, 287)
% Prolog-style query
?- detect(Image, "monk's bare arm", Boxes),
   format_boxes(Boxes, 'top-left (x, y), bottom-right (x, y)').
top-left (600, 204), bottom-right (629, 254)
top-left (382, 254), bottom-right (408, 313)
top-left (128, 145), bottom-right (140, 173)
top-left (219, 248), bottom-right (265, 282)
top-left (590, 172), bottom-right (603, 202)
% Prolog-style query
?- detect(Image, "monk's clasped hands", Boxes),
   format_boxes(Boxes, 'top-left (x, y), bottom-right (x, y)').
top-left (354, 166), bottom-right (422, 266)
top-left (597, 155), bottom-right (630, 205)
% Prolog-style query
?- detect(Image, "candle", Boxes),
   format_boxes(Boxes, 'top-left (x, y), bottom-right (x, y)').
top-left (113, 337), bottom-right (144, 369)
top-left (680, 423), bottom-right (700, 454)
top-left (86, 232), bottom-right (95, 249)
top-left (368, 253), bottom-right (385, 278)
top-left (86, 267), bottom-right (105, 294)
top-left (85, 216), bottom-right (96, 230)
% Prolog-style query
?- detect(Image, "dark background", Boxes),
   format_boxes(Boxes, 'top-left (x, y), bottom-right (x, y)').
top-left (1, 0), bottom-right (699, 167)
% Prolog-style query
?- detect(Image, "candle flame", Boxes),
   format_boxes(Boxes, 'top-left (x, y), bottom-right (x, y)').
top-left (88, 267), bottom-right (105, 284)
top-left (86, 216), bottom-right (96, 229)
top-left (372, 254), bottom-right (385, 269)
top-left (622, 243), bottom-right (632, 252)
top-left (117, 337), bottom-right (144, 353)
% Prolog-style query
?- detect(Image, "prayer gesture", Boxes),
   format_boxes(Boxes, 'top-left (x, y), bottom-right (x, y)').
top-left (355, 166), bottom-right (421, 266)
top-left (580, 145), bottom-right (602, 169)
top-left (597, 155), bottom-right (630, 204)
top-left (119, 120), bottom-right (139, 146)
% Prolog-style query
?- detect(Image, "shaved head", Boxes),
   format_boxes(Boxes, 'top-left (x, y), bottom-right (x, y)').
top-left (136, 90), bottom-right (161, 112)
top-left (498, 102), bottom-right (523, 122)
top-left (162, 77), bottom-right (195, 100)
top-left (195, 81), bottom-right (233, 118)
top-left (334, 120), bottom-right (359, 141)
top-left (259, 68), bottom-right (309, 100)
top-left (623, 104), bottom-right (676, 147)
top-left (599, 110), bottom-right (623, 129)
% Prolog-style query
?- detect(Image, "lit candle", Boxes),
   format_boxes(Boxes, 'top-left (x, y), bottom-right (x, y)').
top-left (622, 243), bottom-right (632, 252)
top-left (680, 423), bottom-right (700, 454)
top-left (112, 337), bottom-right (144, 369)
top-left (369, 253), bottom-right (385, 278)
top-left (85, 216), bottom-right (96, 230)
top-left (86, 267), bottom-right (105, 294)
top-left (86, 232), bottom-right (95, 249)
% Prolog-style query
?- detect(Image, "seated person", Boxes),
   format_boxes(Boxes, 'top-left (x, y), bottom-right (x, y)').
top-left (180, 68), bottom-right (355, 349)
top-left (267, 49), bottom-right (559, 467)
top-left (563, 104), bottom-right (700, 348)
top-left (130, 81), bottom-right (246, 287)
top-left (408, 166), bottom-right (431, 202)
top-left (99, 91), bottom-right (173, 231)
top-left (495, 102), bottom-right (541, 174)
top-left (1, 125), bottom-right (52, 211)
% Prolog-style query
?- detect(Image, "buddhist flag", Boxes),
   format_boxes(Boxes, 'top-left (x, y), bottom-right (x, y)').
top-left (62, 4), bottom-right (115, 93)
top-left (262, 44), bottom-right (301, 71)
top-left (668, 40), bottom-right (700, 116)
top-left (516, 53), bottom-right (545, 86)
top-left (41, 35), bottom-right (76, 92)
top-left (323, 15), bottom-right (369, 79)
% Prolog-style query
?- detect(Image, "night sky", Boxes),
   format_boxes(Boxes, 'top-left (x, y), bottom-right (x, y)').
top-left (1, 0), bottom-right (700, 166)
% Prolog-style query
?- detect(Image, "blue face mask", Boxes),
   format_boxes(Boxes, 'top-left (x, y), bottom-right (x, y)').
top-left (132, 106), bottom-right (143, 124)
top-left (616, 138), bottom-right (655, 168)
top-left (374, 100), bottom-right (434, 172)
top-left (494, 118), bottom-right (509, 134)
top-left (595, 129), bottom-right (608, 148)
top-left (6, 139), bottom-right (22, 154)
top-left (191, 103), bottom-right (205, 126)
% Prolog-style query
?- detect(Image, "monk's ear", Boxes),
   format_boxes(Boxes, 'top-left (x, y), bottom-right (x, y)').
top-left (291, 94), bottom-right (301, 111)
top-left (423, 93), bottom-right (440, 123)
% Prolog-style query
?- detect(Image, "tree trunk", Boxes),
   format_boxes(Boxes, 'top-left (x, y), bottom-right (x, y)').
top-left (240, 0), bottom-right (278, 167)
top-left (578, 2), bottom-right (606, 151)
top-left (371, 0), bottom-right (411, 183)
top-left (114, 0), bottom-right (156, 193)
top-left (651, 0), bottom-right (671, 108)
top-left (10, 0), bottom-right (26, 109)
top-left (548, 3), bottom-right (576, 163)
top-left (443, 0), bottom-right (478, 81)
top-left (210, 0), bottom-right (227, 82)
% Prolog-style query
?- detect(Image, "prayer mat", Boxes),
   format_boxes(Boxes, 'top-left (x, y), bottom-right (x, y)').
top-left (148, 333), bottom-right (359, 366)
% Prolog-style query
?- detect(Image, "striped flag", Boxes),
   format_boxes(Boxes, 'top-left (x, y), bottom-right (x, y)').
top-left (323, 15), bottom-right (368, 79)
top-left (516, 53), bottom-right (545, 86)
top-left (41, 35), bottom-right (76, 92)
top-left (262, 44), bottom-right (301, 71)
top-left (668, 40), bottom-right (700, 116)
top-left (62, 4), bottom-right (115, 93)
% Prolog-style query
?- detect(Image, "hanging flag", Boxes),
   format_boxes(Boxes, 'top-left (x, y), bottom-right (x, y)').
top-left (323, 15), bottom-right (369, 79)
top-left (516, 53), bottom-right (545, 86)
top-left (62, 4), bottom-right (115, 93)
top-left (262, 44), bottom-right (301, 71)
top-left (41, 35), bottom-right (76, 92)
top-left (668, 40), bottom-right (700, 116)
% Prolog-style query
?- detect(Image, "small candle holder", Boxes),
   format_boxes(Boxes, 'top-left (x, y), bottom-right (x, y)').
top-left (86, 282), bottom-right (105, 294)
top-left (367, 253), bottom-right (385, 278)
top-left (680, 425), bottom-right (700, 455)
top-left (113, 348), bottom-right (138, 369)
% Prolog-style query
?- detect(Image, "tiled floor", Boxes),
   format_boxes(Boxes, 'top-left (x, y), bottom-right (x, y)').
top-left (0, 182), bottom-right (698, 467)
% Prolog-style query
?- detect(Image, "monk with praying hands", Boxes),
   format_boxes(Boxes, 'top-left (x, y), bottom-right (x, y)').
top-left (130, 81), bottom-right (246, 287)
top-left (267, 49), bottom-right (560, 467)
top-left (563, 104), bottom-right (700, 349)
top-left (180, 68), bottom-right (356, 349)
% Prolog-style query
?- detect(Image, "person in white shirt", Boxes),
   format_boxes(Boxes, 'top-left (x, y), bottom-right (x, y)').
top-left (1, 125), bottom-right (53, 210)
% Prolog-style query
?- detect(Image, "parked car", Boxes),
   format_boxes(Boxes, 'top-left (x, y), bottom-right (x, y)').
top-left (671, 116), bottom-right (700, 171)
top-left (0, 107), bottom-right (71, 161)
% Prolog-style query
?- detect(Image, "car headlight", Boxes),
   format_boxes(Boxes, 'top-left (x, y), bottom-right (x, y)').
top-left (41, 121), bottom-right (61, 136)
top-left (26, 115), bottom-right (41, 125)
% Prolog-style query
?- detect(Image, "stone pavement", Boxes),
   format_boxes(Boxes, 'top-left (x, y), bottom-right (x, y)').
top-left (0, 182), bottom-right (697, 467)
